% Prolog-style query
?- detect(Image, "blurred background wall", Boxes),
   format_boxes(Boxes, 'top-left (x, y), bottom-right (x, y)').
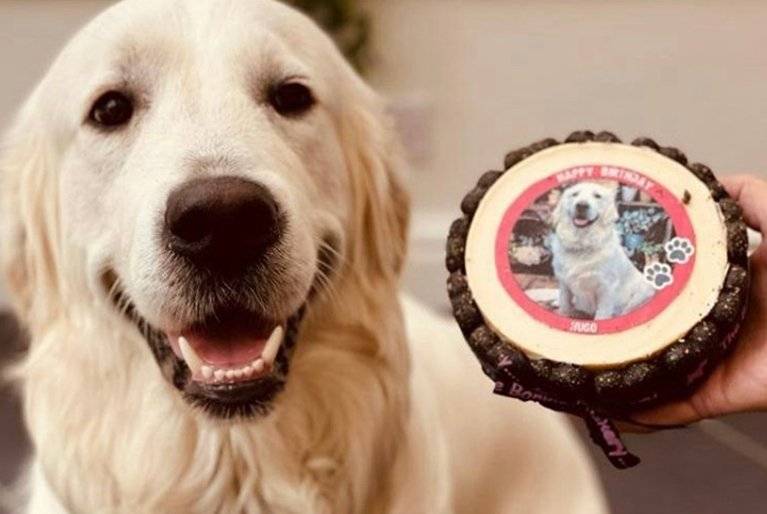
top-left (361, 0), bottom-right (767, 308)
top-left (1, 2), bottom-right (766, 513)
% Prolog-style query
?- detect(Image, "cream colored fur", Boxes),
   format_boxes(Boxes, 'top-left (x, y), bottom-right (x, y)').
top-left (0, 1), bottom-right (606, 512)
top-left (552, 182), bottom-right (654, 319)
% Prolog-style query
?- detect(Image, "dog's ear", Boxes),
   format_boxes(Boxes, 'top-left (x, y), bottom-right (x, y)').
top-left (0, 112), bottom-right (63, 324)
top-left (339, 92), bottom-right (410, 290)
top-left (550, 191), bottom-right (565, 229)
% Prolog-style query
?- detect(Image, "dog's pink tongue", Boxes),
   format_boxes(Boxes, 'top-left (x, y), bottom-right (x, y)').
top-left (182, 332), bottom-right (267, 367)
top-left (573, 217), bottom-right (590, 227)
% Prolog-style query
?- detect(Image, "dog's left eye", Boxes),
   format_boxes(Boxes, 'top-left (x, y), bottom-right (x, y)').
top-left (88, 91), bottom-right (134, 128)
top-left (594, 193), bottom-right (603, 199)
top-left (269, 82), bottom-right (315, 116)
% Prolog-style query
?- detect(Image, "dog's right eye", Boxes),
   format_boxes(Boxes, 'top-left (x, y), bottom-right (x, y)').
top-left (269, 82), bottom-right (315, 117)
top-left (88, 91), bottom-right (134, 128)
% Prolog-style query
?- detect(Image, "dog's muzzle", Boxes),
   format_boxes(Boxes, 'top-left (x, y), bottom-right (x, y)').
top-left (108, 176), bottom-right (326, 419)
top-left (162, 176), bottom-right (293, 386)
top-left (572, 201), bottom-right (597, 228)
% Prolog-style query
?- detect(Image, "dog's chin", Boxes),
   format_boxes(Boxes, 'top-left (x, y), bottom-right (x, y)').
top-left (105, 277), bottom-right (309, 420)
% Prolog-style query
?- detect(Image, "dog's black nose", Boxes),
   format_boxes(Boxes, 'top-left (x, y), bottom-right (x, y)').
top-left (164, 176), bottom-right (281, 270)
top-left (575, 201), bottom-right (590, 214)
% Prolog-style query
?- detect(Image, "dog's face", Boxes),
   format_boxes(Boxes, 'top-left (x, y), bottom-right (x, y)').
top-left (555, 182), bottom-right (617, 229)
top-left (1, 0), bottom-right (407, 419)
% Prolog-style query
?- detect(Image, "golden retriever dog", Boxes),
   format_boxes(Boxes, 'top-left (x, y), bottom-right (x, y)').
top-left (552, 182), bottom-right (655, 320)
top-left (0, 1), bottom-right (606, 512)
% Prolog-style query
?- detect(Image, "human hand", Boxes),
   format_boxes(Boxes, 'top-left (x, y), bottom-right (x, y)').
top-left (633, 174), bottom-right (767, 426)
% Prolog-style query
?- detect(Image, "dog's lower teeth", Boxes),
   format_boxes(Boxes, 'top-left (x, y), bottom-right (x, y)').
top-left (199, 361), bottom-right (271, 384)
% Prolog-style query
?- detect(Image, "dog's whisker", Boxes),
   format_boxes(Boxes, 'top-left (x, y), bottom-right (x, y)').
top-left (310, 267), bottom-right (344, 312)
top-left (319, 240), bottom-right (345, 266)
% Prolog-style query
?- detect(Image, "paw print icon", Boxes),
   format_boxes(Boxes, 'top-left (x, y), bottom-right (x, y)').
top-left (644, 262), bottom-right (674, 290)
top-left (665, 237), bottom-right (695, 264)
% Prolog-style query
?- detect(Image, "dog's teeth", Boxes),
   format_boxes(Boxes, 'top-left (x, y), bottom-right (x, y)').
top-left (178, 337), bottom-right (203, 376)
top-left (234, 369), bottom-right (244, 379)
top-left (262, 326), bottom-right (284, 365)
top-left (225, 370), bottom-right (236, 380)
top-left (214, 370), bottom-right (226, 382)
top-left (243, 365), bottom-right (254, 378)
top-left (201, 366), bottom-right (214, 380)
top-left (253, 359), bottom-right (265, 374)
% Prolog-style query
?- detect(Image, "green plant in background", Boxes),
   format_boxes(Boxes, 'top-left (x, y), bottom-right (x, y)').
top-left (616, 207), bottom-right (665, 236)
top-left (616, 207), bottom-right (667, 263)
top-left (286, 0), bottom-right (370, 72)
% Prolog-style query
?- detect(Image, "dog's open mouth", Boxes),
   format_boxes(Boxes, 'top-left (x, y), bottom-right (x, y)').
top-left (167, 311), bottom-right (286, 385)
top-left (572, 214), bottom-right (597, 228)
top-left (143, 304), bottom-right (303, 418)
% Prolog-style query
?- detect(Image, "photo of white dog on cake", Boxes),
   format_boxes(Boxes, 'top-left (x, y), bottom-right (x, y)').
top-left (508, 180), bottom-right (675, 320)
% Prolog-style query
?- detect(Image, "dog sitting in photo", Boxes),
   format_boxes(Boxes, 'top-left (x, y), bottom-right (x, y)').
top-left (551, 182), bottom-right (655, 320)
top-left (0, 1), bottom-right (606, 513)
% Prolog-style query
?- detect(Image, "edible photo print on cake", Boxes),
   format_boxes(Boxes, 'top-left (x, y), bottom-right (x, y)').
top-left (496, 165), bottom-right (696, 334)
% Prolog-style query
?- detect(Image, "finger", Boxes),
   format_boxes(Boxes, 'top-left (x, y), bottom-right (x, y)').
top-left (614, 418), bottom-right (688, 434)
top-left (614, 420), bottom-right (657, 434)
top-left (631, 399), bottom-right (704, 427)
top-left (721, 174), bottom-right (767, 232)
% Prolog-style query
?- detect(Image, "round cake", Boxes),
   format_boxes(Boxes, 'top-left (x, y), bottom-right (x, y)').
top-left (446, 131), bottom-right (750, 466)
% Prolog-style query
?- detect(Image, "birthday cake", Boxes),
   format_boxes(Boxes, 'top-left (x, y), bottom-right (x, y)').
top-left (446, 131), bottom-right (750, 466)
